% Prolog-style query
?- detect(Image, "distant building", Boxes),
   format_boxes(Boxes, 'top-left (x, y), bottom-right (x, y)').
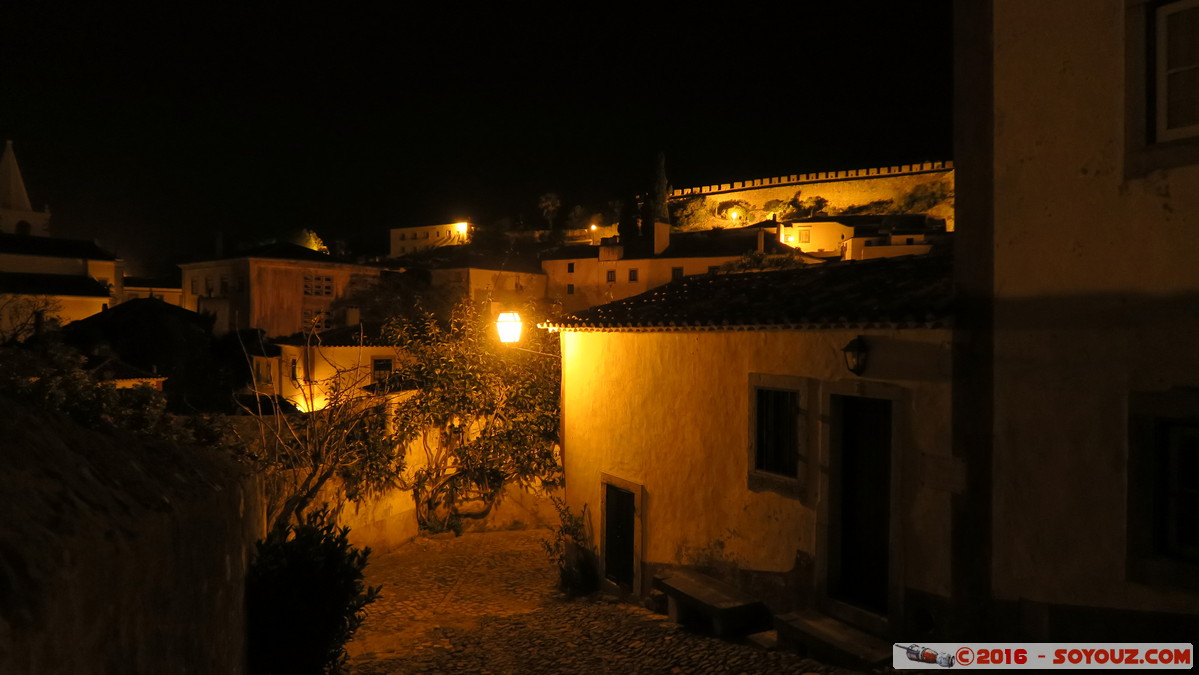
top-left (777, 215), bottom-right (947, 260)
top-left (0, 140), bottom-right (51, 237)
top-left (0, 233), bottom-right (123, 337)
top-left (541, 222), bottom-right (813, 313)
top-left (122, 275), bottom-right (184, 307)
top-left (389, 222), bottom-right (471, 258)
top-left (395, 244), bottom-right (547, 309)
top-left (178, 242), bottom-right (383, 338)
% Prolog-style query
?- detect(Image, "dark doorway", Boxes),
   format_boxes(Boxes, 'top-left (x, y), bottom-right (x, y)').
top-left (604, 483), bottom-right (635, 590)
top-left (829, 394), bottom-right (893, 615)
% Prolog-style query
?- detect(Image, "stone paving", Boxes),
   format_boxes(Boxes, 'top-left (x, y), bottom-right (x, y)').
top-left (345, 529), bottom-right (867, 675)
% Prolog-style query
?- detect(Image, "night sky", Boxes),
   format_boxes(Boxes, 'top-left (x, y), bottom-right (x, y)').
top-left (1, 3), bottom-right (953, 276)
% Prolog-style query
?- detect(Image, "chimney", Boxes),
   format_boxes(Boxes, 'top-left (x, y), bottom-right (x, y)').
top-left (653, 220), bottom-right (670, 255)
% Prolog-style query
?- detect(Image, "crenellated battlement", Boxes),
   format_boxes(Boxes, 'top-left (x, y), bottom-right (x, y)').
top-left (670, 161), bottom-right (954, 197)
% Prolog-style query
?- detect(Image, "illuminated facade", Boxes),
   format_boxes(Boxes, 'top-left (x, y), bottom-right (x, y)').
top-left (178, 243), bottom-right (382, 338)
top-left (542, 222), bottom-right (804, 313)
top-left (389, 222), bottom-right (471, 258)
top-left (547, 254), bottom-right (955, 644)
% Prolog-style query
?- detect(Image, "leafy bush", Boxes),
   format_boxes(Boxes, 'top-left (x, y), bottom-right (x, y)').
top-left (246, 508), bottom-right (380, 674)
top-left (542, 497), bottom-right (598, 597)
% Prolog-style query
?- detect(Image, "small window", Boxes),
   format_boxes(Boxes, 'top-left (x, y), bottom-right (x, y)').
top-left (303, 275), bottom-right (334, 296)
top-left (628, 268), bottom-right (639, 282)
top-left (190, 278), bottom-right (198, 294)
top-left (799, 230), bottom-right (811, 244)
top-left (219, 275), bottom-right (229, 296)
top-left (1157, 0), bottom-right (1199, 142)
top-left (755, 389), bottom-right (801, 477)
top-left (567, 284), bottom-right (575, 295)
top-left (671, 267), bottom-right (684, 281)
top-left (1128, 389), bottom-right (1199, 591)
top-left (606, 270), bottom-right (616, 283)
top-left (568, 262), bottom-right (575, 273)
top-left (748, 374), bottom-right (810, 502)
top-left (372, 358), bottom-right (393, 384)
top-left (302, 309), bottom-right (332, 330)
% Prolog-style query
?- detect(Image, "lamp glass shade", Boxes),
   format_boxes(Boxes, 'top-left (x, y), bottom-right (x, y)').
top-left (496, 312), bottom-right (523, 343)
top-left (842, 336), bottom-right (869, 375)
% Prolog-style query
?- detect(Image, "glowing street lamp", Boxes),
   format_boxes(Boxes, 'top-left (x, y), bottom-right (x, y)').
top-left (496, 312), bottom-right (523, 343)
top-left (842, 335), bottom-right (870, 376)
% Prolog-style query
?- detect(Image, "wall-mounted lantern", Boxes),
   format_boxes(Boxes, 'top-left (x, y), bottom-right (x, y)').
top-left (496, 312), bottom-right (523, 344)
top-left (842, 335), bottom-right (869, 376)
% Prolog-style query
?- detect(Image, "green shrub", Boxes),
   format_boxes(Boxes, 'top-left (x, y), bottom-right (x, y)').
top-left (542, 497), bottom-right (598, 597)
top-left (246, 507), bottom-right (381, 674)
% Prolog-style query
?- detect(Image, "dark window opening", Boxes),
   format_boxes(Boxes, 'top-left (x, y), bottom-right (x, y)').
top-left (671, 267), bottom-right (684, 281)
top-left (606, 270), bottom-right (616, 283)
top-left (566, 284), bottom-right (575, 295)
top-left (372, 358), bottom-right (393, 384)
top-left (755, 388), bottom-right (801, 478)
top-left (628, 268), bottom-right (639, 282)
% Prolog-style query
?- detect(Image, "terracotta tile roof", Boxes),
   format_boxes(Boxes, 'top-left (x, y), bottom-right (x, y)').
top-left (0, 233), bottom-right (117, 260)
top-left (0, 272), bottom-right (110, 297)
top-left (543, 250), bottom-right (954, 332)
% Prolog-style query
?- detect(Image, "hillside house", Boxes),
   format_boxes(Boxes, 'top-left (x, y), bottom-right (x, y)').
top-left (541, 222), bottom-right (812, 313)
top-left (545, 253), bottom-right (955, 640)
top-left (389, 222), bottom-right (471, 257)
top-left (179, 243), bottom-right (383, 338)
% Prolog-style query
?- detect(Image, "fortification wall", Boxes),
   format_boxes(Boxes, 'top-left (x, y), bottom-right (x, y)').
top-left (0, 403), bottom-right (264, 675)
top-left (670, 161), bottom-right (955, 231)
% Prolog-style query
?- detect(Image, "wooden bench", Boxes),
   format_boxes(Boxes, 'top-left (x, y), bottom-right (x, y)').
top-left (652, 570), bottom-right (773, 639)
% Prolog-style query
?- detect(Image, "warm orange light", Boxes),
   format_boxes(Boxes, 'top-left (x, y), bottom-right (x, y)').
top-left (496, 312), bottom-right (522, 343)
top-left (730, 210), bottom-right (741, 222)
top-left (590, 224), bottom-right (597, 231)
top-left (455, 222), bottom-right (469, 234)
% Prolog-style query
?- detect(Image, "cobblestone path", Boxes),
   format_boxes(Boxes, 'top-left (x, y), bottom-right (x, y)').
top-left (345, 529), bottom-right (862, 675)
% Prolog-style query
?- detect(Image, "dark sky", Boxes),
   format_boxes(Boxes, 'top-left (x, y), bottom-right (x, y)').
top-left (1, 4), bottom-right (953, 275)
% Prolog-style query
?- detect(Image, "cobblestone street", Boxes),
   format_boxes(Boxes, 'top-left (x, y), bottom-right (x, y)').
top-left (346, 529), bottom-right (862, 675)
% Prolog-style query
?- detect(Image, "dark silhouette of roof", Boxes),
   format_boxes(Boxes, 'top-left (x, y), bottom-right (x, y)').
top-left (544, 250), bottom-right (954, 331)
top-left (123, 274), bottom-right (182, 289)
top-left (0, 233), bottom-right (117, 260)
top-left (193, 242), bottom-right (361, 265)
top-left (0, 272), bottom-right (110, 297)
top-left (392, 244), bottom-right (545, 275)
top-left (540, 225), bottom-right (797, 262)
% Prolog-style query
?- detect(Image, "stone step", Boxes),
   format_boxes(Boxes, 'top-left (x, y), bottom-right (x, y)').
top-left (775, 610), bottom-right (891, 668)
top-left (745, 629), bottom-right (779, 651)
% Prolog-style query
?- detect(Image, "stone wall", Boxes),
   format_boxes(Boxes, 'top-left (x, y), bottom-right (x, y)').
top-left (669, 163), bottom-right (955, 232)
top-left (0, 402), bottom-right (264, 674)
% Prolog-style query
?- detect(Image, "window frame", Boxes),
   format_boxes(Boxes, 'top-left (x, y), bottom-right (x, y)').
top-left (747, 373), bottom-right (813, 503)
top-left (1127, 388), bottom-right (1199, 591)
top-left (1126, 0), bottom-right (1199, 176)
top-left (372, 358), bottom-right (393, 384)
top-left (606, 269), bottom-right (616, 283)
top-left (628, 268), bottom-right (639, 282)
top-left (671, 266), bottom-right (684, 281)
